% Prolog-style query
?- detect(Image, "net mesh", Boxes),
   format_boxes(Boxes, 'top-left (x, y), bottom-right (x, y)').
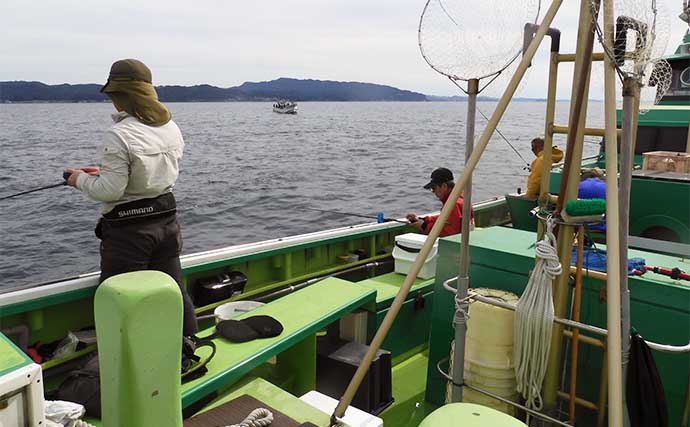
top-left (589, 0), bottom-right (672, 108)
top-left (418, 0), bottom-right (541, 82)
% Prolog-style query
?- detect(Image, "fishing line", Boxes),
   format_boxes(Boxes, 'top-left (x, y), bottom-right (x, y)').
top-left (0, 172), bottom-right (70, 201)
top-left (475, 105), bottom-right (532, 170)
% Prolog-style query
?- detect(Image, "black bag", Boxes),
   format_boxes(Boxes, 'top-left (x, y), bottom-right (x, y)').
top-left (55, 338), bottom-right (216, 418)
top-left (181, 336), bottom-right (216, 383)
top-left (626, 332), bottom-right (668, 427)
top-left (56, 355), bottom-right (101, 418)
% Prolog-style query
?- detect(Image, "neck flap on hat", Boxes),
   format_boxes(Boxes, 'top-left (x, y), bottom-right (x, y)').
top-left (107, 81), bottom-right (171, 127)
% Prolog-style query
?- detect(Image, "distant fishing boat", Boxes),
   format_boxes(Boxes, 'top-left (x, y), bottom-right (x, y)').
top-left (273, 99), bottom-right (297, 114)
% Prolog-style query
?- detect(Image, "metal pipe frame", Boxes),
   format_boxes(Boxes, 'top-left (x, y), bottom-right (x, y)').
top-left (558, 52), bottom-right (606, 62)
top-left (444, 277), bottom-right (690, 353)
top-left (551, 125), bottom-right (622, 137)
top-left (546, 0), bottom-right (599, 414)
top-left (557, 390), bottom-right (599, 412)
top-left (435, 358), bottom-right (573, 427)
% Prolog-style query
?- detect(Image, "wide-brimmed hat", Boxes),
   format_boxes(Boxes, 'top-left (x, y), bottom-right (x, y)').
top-left (100, 59), bottom-right (170, 126)
top-left (100, 59), bottom-right (153, 93)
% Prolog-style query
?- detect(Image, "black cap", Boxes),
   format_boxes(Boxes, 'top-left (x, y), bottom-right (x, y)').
top-left (423, 167), bottom-right (454, 189)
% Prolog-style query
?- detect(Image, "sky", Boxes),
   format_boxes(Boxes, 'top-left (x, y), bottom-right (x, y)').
top-left (1, 0), bottom-right (687, 99)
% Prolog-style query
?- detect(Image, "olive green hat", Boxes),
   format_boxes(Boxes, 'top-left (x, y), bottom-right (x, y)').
top-left (101, 59), bottom-right (171, 126)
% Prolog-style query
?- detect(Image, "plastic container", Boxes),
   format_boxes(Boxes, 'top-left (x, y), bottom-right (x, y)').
top-left (213, 301), bottom-right (265, 323)
top-left (642, 151), bottom-right (690, 173)
top-left (392, 233), bottom-right (438, 279)
top-left (300, 390), bottom-right (383, 427)
top-left (462, 288), bottom-right (519, 416)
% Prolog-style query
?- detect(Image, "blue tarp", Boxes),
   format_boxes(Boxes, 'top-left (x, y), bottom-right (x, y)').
top-left (571, 246), bottom-right (645, 275)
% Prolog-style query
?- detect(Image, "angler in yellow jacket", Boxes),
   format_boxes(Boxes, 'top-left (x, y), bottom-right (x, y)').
top-left (525, 137), bottom-right (564, 198)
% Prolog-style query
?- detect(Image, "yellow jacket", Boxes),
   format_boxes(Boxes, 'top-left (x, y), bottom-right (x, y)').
top-left (525, 147), bottom-right (564, 198)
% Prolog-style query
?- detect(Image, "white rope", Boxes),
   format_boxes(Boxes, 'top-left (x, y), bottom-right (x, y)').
top-left (513, 218), bottom-right (562, 412)
top-left (225, 408), bottom-right (274, 427)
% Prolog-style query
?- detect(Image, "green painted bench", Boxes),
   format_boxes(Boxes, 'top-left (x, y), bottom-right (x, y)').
top-left (181, 277), bottom-right (376, 409)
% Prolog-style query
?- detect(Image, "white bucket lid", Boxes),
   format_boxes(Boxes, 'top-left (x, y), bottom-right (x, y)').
top-left (213, 301), bottom-right (265, 322)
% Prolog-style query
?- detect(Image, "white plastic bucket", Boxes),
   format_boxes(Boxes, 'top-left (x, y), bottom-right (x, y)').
top-left (213, 301), bottom-right (265, 322)
top-left (462, 288), bottom-right (519, 416)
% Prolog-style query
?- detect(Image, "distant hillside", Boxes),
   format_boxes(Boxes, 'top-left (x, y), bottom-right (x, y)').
top-left (0, 78), bottom-right (426, 103)
top-left (237, 78), bottom-right (426, 101)
top-left (0, 81), bottom-right (108, 102)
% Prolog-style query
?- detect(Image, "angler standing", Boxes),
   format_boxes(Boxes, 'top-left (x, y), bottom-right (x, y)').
top-left (64, 59), bottom-right (198, 337)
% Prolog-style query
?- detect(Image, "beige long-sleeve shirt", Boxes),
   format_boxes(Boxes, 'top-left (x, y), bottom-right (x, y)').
top-left (76, 111), bottom-right (184, 214)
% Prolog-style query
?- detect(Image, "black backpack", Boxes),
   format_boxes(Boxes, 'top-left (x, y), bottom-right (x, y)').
top-left (54, 338), bottom-right (216, 418)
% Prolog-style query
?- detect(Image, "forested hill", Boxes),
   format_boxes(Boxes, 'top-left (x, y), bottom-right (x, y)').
top-left (0, 78), bottom-right (427, 102)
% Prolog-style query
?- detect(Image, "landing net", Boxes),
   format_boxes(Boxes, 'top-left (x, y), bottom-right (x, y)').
top-left (418, 0), bottom-right (541, 83)
top-left (589, 0), bottom-right (672, 109)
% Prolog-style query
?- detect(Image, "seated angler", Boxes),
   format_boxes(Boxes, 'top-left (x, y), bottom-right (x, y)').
top-left (406, 167), bottom-right (473, 238)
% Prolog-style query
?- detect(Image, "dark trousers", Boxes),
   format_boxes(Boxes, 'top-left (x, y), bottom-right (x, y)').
top-left (99, 213), bottom-right (198, 336)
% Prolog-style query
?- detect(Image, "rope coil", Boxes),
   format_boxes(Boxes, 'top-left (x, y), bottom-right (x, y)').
top-left (225, 408), bottom-right (274, 427)
top-left (513, 218), bottom-right (561, 411)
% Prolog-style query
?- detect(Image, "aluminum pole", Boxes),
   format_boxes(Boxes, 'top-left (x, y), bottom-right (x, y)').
top-left (620, 77), bottom-right (637, 427)
top-left (450, 78), bottom-right (478, 402)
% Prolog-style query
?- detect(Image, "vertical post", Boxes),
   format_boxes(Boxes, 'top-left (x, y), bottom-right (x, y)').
top-left (543, 0), bottom-right (597, 413)
top-left (95, 271), bottom-right (183, 427)
top-left (450, 78), bottom-right (478, 402)
top-left (603, 0), bottom-right (624, 423)
top-left (569, 225), bottom-right (585, 422)
top-left (619, 77), bottom-right (637, 427)
top-left (537, 48), bottom-right (561, 239)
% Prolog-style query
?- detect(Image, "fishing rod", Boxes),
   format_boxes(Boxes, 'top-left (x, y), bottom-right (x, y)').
top-left (0, 172), bottom-right (71, 201)
top-left (304, 207), bottom-right (411, 224)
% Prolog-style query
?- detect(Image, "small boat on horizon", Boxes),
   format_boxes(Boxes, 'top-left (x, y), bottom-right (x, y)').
top-left (273, 99), bottom-right (297, 114)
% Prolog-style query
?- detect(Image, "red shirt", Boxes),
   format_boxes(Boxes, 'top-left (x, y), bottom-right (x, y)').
top-left (422, 194), bottom-right (473, 237)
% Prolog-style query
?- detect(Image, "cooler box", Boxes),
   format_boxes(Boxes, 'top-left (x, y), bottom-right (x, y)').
top-left (392, 233), bottom-right (438, 279)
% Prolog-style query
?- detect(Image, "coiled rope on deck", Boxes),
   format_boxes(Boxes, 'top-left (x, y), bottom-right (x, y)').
top-left (513, 218), bottom-right (561, 411)
top-left (226, 408), bottom-right (274, 427)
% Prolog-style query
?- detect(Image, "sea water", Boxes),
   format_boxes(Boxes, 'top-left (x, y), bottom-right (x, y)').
top-left (0, 101), bottom-right (602, 287)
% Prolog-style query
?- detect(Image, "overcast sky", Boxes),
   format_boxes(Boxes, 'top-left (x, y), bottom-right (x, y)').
top-left (1, 0), bottom-right (687, 98)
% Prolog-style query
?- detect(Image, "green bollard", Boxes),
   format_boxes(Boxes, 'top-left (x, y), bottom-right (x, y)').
top-left (95, 271), bottom-right (183, 427)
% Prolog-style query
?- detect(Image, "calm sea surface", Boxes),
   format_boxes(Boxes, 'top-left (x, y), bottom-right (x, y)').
top-left (0, 101), bottom-right (602, 288)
